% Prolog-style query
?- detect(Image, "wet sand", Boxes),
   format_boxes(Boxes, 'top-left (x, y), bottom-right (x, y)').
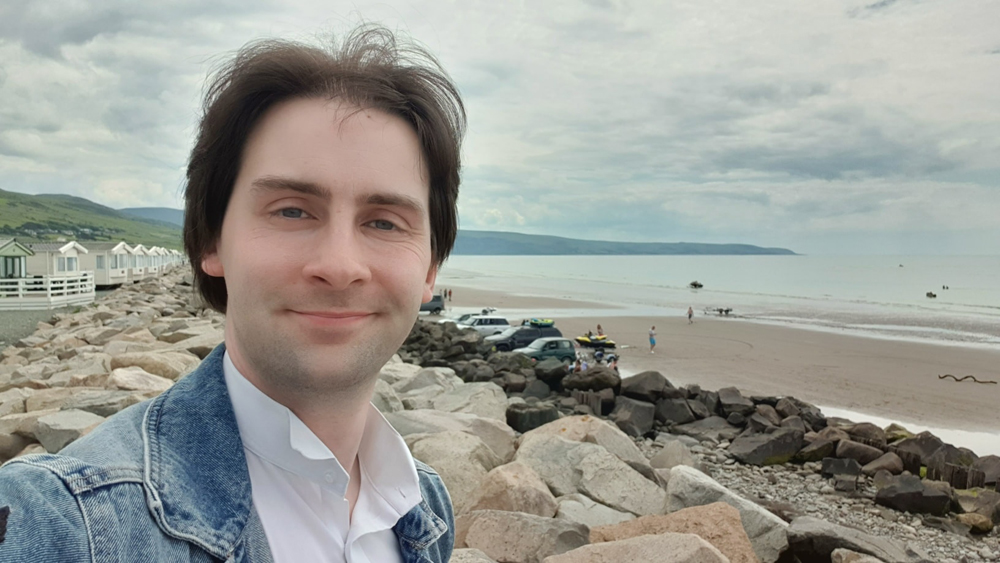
top-left (442, 285), bottom-right (1000, 433)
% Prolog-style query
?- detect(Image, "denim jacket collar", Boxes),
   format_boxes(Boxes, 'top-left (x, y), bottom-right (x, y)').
top-left (140, 344), bottom-right (448, 561)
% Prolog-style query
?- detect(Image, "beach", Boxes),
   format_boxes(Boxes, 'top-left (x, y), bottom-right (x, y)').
top-left (442, 286), bottom-right (1000, 435)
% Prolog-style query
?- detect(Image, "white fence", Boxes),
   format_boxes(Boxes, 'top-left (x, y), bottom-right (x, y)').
top-left (0, 272), bottom-right (96, 310)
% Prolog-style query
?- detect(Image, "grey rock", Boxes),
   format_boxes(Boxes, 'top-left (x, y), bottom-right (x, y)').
top-left (729, 428), bottom-right (804, 466)
top-left (561, 366), bottom-right (620, 393)
top-left (609, 396), bottom-right (655, 437)
top-left (506, 402), bottom-right (561, 433)
top-left (862, 452), bottom-right (904, 476)
top-left (620, 370), bottom-right (671, 402)
top-left (835, 440), bottom-right (884, 465)
top-left (34, 409), bottom-right (106, 452)
top-left (457, 510), bottom-right (588, 563)
top-left (655, 397), bottom-right (696, 426)
top-left (874, 474), bottom-right (951, 516)
top-left (822, 457), bottom-right (862, 478)
top-left (788, 516), bottom-right (926, 563)
top-left (674, 416), bottom-right (741, 442)
top-left (718, 387), bottom-right (754, 417)
top-left (555, 493), bottom-right (636, 529)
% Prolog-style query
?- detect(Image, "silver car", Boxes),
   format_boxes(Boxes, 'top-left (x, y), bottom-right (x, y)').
top-left (457, 315), bottom-right (511, 335)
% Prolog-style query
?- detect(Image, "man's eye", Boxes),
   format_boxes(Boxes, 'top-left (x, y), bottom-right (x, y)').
top-left (278, 208), bottom-right (307, 219)
top-left (371, 219), bottom-right (396, 231)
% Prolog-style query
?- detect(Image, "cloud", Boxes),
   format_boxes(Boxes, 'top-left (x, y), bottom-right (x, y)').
top-left (0, 0), bottom-right (998, 254)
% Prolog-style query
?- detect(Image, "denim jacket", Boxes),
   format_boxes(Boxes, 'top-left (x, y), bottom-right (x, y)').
top-left (0, 345), bottom-right (454, 562)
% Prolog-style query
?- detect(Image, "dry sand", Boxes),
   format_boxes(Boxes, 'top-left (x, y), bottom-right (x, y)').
top-left (444, 286), bottom-right (1000, 433)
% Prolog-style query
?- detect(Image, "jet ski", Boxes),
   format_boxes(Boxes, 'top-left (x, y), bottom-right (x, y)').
top-left (575, 333), bottom-right (616, 349)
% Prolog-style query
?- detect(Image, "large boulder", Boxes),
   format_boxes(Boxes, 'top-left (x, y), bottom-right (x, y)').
top-left (109, 351), bottom-right (200, 380)
top-left (954, 488), bottom-right (1000, 525)
top-left (590, 502), bottom-right (757, 563)
top-left (861, 452), bottom-right (903, 476)
top-left (407, 430), bottom-right (502, 514)
top-left (466, 461), bottom-right (558, 518)
top-left (33, 409), bottom-right (106, 452)
top-left (431, 382), bottom-right (507, 421)
top-left (874, 474), bottom-right (951, 516)
top-left (523, 415), bottom-right (647, 468)
top-left (650, 440), bottom-right (697, 471)
top-left (792, 439), bottom-right (836, 463)
top-left (972, 455), bottom-right (1000, 486)
top-left (620, 371), bottom-right (671, 402)
top-left (457, 510), bottom-right (589, 563)
top-left (450, 548), bottom-right (496, 563)
top-left (561, 366), bottom-right (620, 393)
top-left (609, 396), bottom-right (655, 437)
top-left (835, 440), bottom-right (884, 466)
top-left (371, 379), bottom-right (403, 413)
top-left (393, 367), bottom-right (463, 409)
top-left (666, 465), bottom-right (788, 563)
top-left (506, 402), bottom-right (561, 433)
top-left (533, 358), bottom-right (569, 388)
top-left (674, 416), bottom-right (741, 442)
top-left (717, 387), bottom-right (754, 417)
top-left (105, 366), bottom-right (173, 393)
top-left (655, 397), bottom-right (696, 426)
top-left (543, 533), bottom-right (729, 563)
top-left (728, 428), bottom-right (804, 466)
top-left (386, 409), bottom-right (516, 463)
top-left (845, 422), bottom-right (886, 450)
top-left (892, 431), bottom-right (944, 465)
top-left (555, 494), bottom-right (635, 529)
top-left (787, 516), bottom-right (928, 563)
top-left (925, 443), bottom-right (978, 469)
top-left (516, 433), bottom-right (667, 516)
top-left (378, 358), bottom-right (423, 386)
top-left (60, 390), bottom-right (143, 418)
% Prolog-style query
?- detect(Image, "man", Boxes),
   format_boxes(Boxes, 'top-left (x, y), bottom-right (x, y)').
top-left (0, 26), bottom-right (464, 562)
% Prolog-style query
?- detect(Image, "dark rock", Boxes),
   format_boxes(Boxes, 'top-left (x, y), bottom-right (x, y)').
top-left (729, 428), bottom-right (804, 466)
top-left (660, 386), bottom-right (687, 400)
top-left (726, 412), bottom-right (746, 426)
top-left (501, 372), bottom-right (527, 393)
top-left (873, 469), bottom-right (894, 490)
top-left (755, 404), bottom-right (783, 426)
top-left (774, 397), bottom-right (801, 419)
top-left (846, 422), bottom-right (887, 450)
top-left (822, 457), bottom-right (862, 478)
top-left (747, 413), bottom-right (775, 434)
top-left (874, 474), bottom-right (951, 516)
top-left (835, 440), bottom-right (884, 465)
top-left (780, 415), bottom-right (807, 434)
top-left (674, 416), bottom-right (741, 442)
top-left (557, 397), bottom-right (578, 410)
top-left (533, 357), bottom-right (569, 387)
top-left (489, 352), bottom-right (535, 373)
top-left (834, 477), bottom-right (857, 492)
top-left (609, 396), bottom-right (655, 437)
top-left (793, 439), bottom-right (836, 463)
top-left (893, 431), bottom-right (945, 465)
top-left (922, 515), bottom-right (973, 536)
top-left (506, 402), bottom-right (561, 433)
top-left (788, 398), bottom-right (826, 431)
top-left (654, 397), bottom-right (695, 425)
top-left (699, 391), bottom-right (720, 416)
top-left (787, 516), bottom-right (927, 563)
top-left (561, 366), bottom-right (620, 393)
top-left (522, 379), bottom-right (551, 400)
top-left (926, 443), bottom-right (978, 469)
top-left (597, 388), bottom-right (616, 416)
top-left (816, 426), bottom-right (851, 443)
top-left (750, 395), bottom-right (780, 407)
top-left (862, 452), bottom-right (904, 476)
top-left (718, 386), bottom-right (754, 417)
top-left (686, 399), bottom-right (710, 420)
top-left (620, 370), bottom-right (671, 402)
top-left (955, 488), bottom-right (1000, 525)
top-left (972, 455), bottom-right (1000, 486)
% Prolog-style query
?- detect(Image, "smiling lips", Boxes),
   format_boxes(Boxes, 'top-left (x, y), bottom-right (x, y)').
top-left (291, 309), bottom-right (374, 327)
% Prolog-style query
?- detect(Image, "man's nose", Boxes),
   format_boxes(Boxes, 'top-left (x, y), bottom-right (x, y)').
top-left (301, 223), bottom-right (372, 290)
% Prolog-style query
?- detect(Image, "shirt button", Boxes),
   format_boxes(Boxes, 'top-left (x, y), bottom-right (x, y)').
top-left (324, 473), bottom-right (335, 483)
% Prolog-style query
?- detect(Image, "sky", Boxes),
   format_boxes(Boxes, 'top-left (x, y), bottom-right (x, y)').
top-left (1, 0), bottom-right (998, 255)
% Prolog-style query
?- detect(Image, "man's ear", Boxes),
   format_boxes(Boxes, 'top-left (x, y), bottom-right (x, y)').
top-left (422, 262), bottom-right (438, 304)
top-left (201, 249), bottom-right (224, 278)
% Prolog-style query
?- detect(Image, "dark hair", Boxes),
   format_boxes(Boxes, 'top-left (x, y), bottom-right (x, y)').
top-left (183, 26), bottom-right (465, 313)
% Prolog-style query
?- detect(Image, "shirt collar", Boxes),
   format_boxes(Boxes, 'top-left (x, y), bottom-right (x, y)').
top-left (222, 351), bottom-right (421, 514)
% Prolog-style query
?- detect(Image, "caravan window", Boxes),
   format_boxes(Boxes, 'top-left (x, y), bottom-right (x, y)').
top-left (96, 256), bottom-right (105, 269)
top-left (58, 257), bottom-right (66, 272)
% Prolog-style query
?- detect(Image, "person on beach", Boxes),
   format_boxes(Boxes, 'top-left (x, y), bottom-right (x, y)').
top-left (0, 26), bottom-right (463, 563)
top-left (649, 325), bottom-right (657, 353)
top-left (596, 323), bottom-right (604, 336)
top-left (448, 289), bottom-right (452, 301)
top-left (688, 306), bottom-right (694, 324)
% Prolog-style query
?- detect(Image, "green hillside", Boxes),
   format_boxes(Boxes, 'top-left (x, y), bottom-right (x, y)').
top-left (453, 230), bottom-right (795, 255)
top-left (0, 188), bottom-right (182, 248)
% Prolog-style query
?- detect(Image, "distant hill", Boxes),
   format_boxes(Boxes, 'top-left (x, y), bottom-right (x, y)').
top-left (119, 207), bottom-right (184, 227)
top-left (453, 230), bottom-right (795, 255)
top-left (0, 188), bottom-right (181, 248)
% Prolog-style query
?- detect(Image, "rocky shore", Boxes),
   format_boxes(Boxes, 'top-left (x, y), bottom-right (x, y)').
top-left (1, 273), bottom-right (998, 562)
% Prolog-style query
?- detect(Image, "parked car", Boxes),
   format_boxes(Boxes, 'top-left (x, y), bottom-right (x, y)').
top-left (458, 315), bottom-right (511, 335)
top-left (513, 337), bottom-right (577, 364)
top-left (437, 312), bottom-right (476, 325)
top-left (485, 322), bottom-right (563, 351)
top-left (419, 295), bottom-right (445, 315)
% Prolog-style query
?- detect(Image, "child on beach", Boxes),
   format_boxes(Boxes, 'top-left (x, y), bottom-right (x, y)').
top-left (688, 307), bottom-right (694, 324)
top-left (649, 326), bottom-right (656, 353)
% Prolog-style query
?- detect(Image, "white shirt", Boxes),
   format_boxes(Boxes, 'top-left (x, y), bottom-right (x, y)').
top-left (223, 352), bottom-right (422, 563)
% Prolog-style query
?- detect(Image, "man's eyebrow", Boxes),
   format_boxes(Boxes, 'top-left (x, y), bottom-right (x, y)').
top-left (361, 193), bottom-right (426, 215)
top-left (250, 176), bottom-right (331, 200)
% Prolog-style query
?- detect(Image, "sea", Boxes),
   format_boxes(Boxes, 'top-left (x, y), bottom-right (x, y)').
top-left (438, 255), bottom-right (1000, 455)
top-left (438, 254), bottom-right (1000, 350)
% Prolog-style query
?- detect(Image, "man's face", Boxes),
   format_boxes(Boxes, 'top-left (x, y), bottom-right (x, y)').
top-left (202, 97), bottom-right (436, 397)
